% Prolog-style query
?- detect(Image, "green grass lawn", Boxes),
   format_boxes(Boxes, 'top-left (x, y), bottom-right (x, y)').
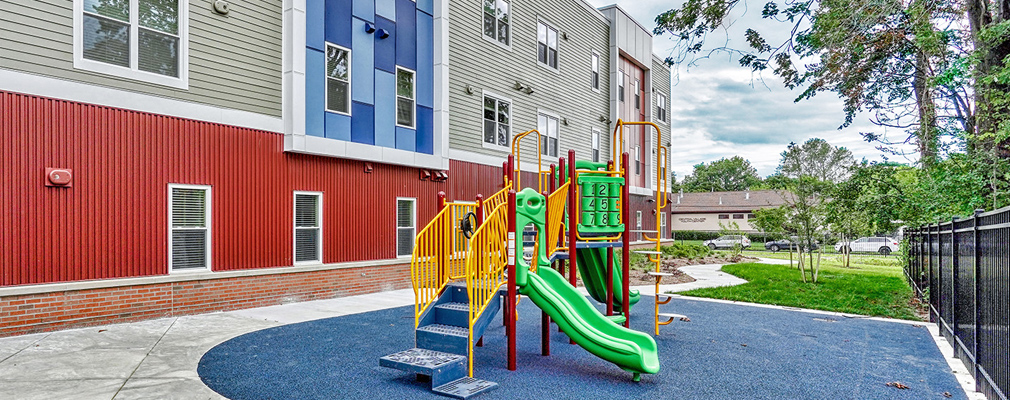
top-left (677, 260), bottom-right (922, 320)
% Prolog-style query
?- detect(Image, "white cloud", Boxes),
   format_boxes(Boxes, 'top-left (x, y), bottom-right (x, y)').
top-left (585, 0), bottom-right (919, 178)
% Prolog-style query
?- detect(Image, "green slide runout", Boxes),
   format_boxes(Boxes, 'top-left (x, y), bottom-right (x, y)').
top-left (576, 247), bottom-right (640, 310)
top-left (519, 266), bottom-right (660, 376)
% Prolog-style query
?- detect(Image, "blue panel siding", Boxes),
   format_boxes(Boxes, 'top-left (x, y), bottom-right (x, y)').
top-left (351, 18), bottom-right (375, 105)
top-left (352, 0), bottom-right (374, 22)
top-left (395, 0), bottom-right (416, 70)
top-left (374, 17), bottom-right (396, 73)
top-left (305, 49), bottom-right (326, 137)
top-left (350, 101), bottom-right (375, 144)
top-left (374, 70), bottom-right (396, 148)
top-left (416, 106), bottom-right (433, 154)
top-left (306, 0), bottom-right (325, 51)
top-left (324, 0), bottom-right (353, 48)
top-left (396, 127), bottom-right (416, 152)
top-left (416, 11), bottom-right (433, 109)
top-left (325, 112), bottom-right (352, 141)
top-left (417, 0), bottom-right (432, 16)
top-left (375, 0), bottom-right (395, 20)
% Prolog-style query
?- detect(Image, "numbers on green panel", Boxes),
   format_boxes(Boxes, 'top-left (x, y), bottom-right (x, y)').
top-left (585, 213), bottom-right (595, 225)
top-left (599, 198), bottom-right (609, 210)
top-left (589, 199), bottom-right (595, 209)
top-left (601, 214), bottom-right (609, 225)
top-left (598, 185), bottom-right (607, 196)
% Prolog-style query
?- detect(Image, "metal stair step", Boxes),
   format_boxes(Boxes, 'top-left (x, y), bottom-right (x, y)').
top-left (432, 377), bottom-right (499, 399)
top-left (659, 312), bottom-right (688, 320)
top-left (417, 323), bottom-right (469, 338)
top-left (435, 302), bottom-right (470, 312)
top-left (378, 348), bottom-right (467, 387)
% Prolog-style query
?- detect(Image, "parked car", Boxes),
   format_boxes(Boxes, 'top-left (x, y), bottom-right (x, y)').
top-left (703, 235), bottom-right (751, 250)
top-left (764, 237), bottom-right (819, 252)
top-left (835, 237), bottom-right (900, 255)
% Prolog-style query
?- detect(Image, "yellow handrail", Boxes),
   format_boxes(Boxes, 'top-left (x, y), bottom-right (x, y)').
top-left (465, 203), bottom-right (510, 377)
top-left (483, 184), bottom-right (512, 216)
top-left (511, 129), bottom-right (551, 192)
top-left (412, 201), bottom-right (478, 327)
top-left (546, 181), bottom-right (570, 256)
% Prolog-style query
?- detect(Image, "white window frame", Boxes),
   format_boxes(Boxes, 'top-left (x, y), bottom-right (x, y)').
top-left (618, 71), bottom-right (625, 103)
top-left (536, 19), bottom-right (559, 72)
top-left (656, 93), bottom-right (667, 122)
top-left (591, 129), bottom-right (601, 162)
top-left (168, 183), bottom-right (211, 273)
top-left (591, 52), bottom-right (600, 91)
top-left (635, 145), bottom-right (641, 175)
top-left (634, 79), bottom-right (641, 110)
top-left (481, 90), bottom-right (512, 152)
top-left (396, 197), bottom-right (417, 258)
top-left (636, 210), bottom-right (643, 229)
top-left (73, 0), bottom-right (189, 89)
top-left (395, 66), bottom-right (416, 129)
top-left (293, 191), bottom-right (323, 265)
top-left (660, 212), bottom-right (667, 239)
top-left (482, 0), bottom-right (511, 49)
top-left (536, 109), bottom-right (560, 159)
top-left (325, 42), bottom-right (352, 116)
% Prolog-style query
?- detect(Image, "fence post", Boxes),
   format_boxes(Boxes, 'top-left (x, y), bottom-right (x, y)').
top-left (951, 217), bottom-right (958, 343)
top-left (972, 209), bottom-right (982, 390)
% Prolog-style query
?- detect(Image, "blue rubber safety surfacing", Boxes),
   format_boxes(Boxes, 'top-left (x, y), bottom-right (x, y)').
top-left (198, 298), bottom-right (967, 399)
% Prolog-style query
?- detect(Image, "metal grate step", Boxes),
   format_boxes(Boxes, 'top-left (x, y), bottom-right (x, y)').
top-left (417, 323), bottom-right (469, 337)
top-left (432, 376), bottom-right (499, 399)
top-left (380, 348), bottom-right (465, 370)
top-left (436, 302), bottom-right (470, 311)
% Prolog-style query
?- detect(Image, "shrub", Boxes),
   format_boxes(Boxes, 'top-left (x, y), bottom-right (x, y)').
top-left (661, 242), bottom-right (713, 259)
top-left (669, 230), bottom-right (721, 241)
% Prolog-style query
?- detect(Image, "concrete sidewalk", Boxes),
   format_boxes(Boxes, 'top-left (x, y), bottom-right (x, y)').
top-left (0, 259), bottom-right (981, 400)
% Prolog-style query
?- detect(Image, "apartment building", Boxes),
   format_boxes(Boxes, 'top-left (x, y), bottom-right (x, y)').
top-left (0, 0), bottom-right (672, 336)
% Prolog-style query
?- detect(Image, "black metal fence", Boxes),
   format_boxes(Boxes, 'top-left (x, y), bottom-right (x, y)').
top-left (906, 207), bottom-right (1010, 400)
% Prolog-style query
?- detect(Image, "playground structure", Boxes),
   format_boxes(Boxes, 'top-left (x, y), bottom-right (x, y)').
top-left (379, 120), bottom-right (681, 399)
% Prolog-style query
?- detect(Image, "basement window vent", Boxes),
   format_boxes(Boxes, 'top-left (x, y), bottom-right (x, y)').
top-left (169, 184), bottom-right (210, 272)
top-left (397, 198), bottom-right (416, 257)
top-left (294, 192), bottom-right (322, 263)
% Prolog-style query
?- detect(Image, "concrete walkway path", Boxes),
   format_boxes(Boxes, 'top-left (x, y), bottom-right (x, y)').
top-left (0, 258), bottom-right (982, 400)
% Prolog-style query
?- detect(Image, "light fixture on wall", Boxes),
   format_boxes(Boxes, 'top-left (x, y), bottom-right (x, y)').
top-left (562, 117), bottom-right (569, 126)
top-left (377, 29), bottom-right (390, 39)
top-left (523, 85), bottom-right (534, 95)
top-left (562, 32), bottom-right (569, 41)
top-left (513, 81), bottom-right (525, 91)
top-left (213, 0), bottom-right (230, 15)
top-left (464, 84), bottom-right (475, 95)
top-left (364, 22), bottom-right (376, 33)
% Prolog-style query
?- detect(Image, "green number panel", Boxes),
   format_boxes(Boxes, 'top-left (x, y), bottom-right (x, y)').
top-left (576, 175), bottom-right (624, 234)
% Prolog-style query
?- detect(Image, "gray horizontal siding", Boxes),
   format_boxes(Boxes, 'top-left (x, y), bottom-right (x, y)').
top-left (448, 0), bottom-right (612, 166)
top-left (0, 0), bottom-right (281, 118)
top-left (651, 57), bottom-right (673, 191)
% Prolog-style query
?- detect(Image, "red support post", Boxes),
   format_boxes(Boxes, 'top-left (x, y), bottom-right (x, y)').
top-left (507, 154), bottom-right (515, 186)
top-left (606, 247), bottom-right (614, 316)
top-left (502, 160), bottom-right (510, 188)
top-left (567, 151), bottom-right (577, 344)
top-left (507, 189), bottom-right (517, 371)
top-left (621, 152), bottom-right (631, 328)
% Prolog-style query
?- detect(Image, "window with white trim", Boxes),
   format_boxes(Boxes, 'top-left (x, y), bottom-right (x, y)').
top-left (537, 112), bottom-right (559, 157)
top-left (294, 192), bottom-right (322, 264)
top-left (618, 72), bottom-right (625, 102)
top-left (635, 145), bottom-right (641, 174)
top-left (396, 198), bottom-right (416, 257)
top-left (591, 53), bottom-right (600, 90)
top-left (396, 67), bottom-right (416, 128)
top-left (482, 0), bottom-right (510, 46)
top-left (483, 94), bottom-right (511, 148)
top-left (326, 43), bottom-right (351, 115)
top-left (76, 0), bottom-right (188, 87)
top-left (634, 79), bottom-right (641, 110)
top-left (537, 21), bottom-right (558, 69)
top-left (169, 184), bottom-right (210, 272)
top-left (656, 93), bottom-right (667, 122)
top-left (591, 129), bottom-right (601, 162)
top-left (636, 211), bottom-right (643, 229)
top-left (660, 212), bottom-right (667, 238)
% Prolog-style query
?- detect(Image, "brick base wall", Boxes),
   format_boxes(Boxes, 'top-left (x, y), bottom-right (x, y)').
top-left (0, 263), bottom-right (410, 337)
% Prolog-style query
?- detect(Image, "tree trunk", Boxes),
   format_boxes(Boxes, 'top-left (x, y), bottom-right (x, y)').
top-left (966, 0), bottom-right (1010, 158)
top-left (913, 49), bottom-right (938, 167)
top-left (814, 245), bottom-right (822, 283)
top-left (797, 247), bottom-right (807, 283)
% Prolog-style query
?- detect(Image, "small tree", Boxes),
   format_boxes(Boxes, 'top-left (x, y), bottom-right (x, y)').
top-left (718, 220), bottom-right (746, 255)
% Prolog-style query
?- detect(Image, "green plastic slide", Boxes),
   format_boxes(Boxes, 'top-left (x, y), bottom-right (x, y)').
top-left (519, 266), bottom-right (660, 376)
top-left (576, 247), bottom-right (640, 310)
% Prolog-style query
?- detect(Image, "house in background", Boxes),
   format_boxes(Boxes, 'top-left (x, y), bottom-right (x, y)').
top-left (0, 0), bottom-right (672, 337)
top-left (669, 190), bottom-right (787, 233)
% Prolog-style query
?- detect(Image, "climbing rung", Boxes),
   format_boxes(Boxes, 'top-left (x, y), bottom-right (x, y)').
top-left (656, 293), bottom-right (673, 305)
top-left (629, 229), bottom-right (658, 233)
top-left (647, 271), bottom-right (675, 277)
top-left (634, 250), bottom-right (662, 255)
top-left (659, 313), bottom-right (688, 320)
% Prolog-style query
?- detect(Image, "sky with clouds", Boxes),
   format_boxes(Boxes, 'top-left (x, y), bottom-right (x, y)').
top-left (584, 0), bottom-right (918, 179)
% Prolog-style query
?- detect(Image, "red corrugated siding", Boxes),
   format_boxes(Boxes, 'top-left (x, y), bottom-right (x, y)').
top-left (1, 91), bottom-right (448, 286)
